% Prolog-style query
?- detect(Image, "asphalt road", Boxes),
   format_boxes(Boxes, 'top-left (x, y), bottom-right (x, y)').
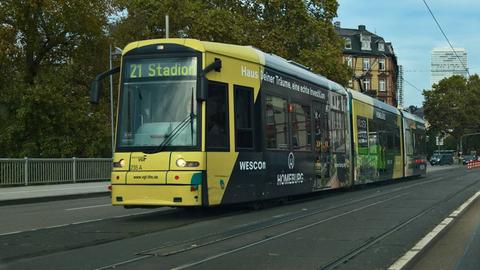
top-left (0, 196), bottom-right (163, 235)
top-left (0, 166), bottom-right (479, 270)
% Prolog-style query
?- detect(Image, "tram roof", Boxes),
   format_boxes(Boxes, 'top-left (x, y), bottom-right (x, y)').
top-left (123, 39), bottom-right (347, 95)
top-left (257, 51), bottom-right (347, 95)
top-left (348, 89), bottom-right (401, 116)
top-left (401, 110), bottom-right (426, 124)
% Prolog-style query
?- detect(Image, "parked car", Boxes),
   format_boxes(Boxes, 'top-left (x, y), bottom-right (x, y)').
top-left (430, 153), bottom-right (454, 165)
top-left (462, 155), bottom-right (477, 165)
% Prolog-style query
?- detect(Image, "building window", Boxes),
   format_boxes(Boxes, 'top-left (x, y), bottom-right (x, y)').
top-left (360, 34), bottom-right (371, 50)
top-left (344, 38), bottom-right (352, 49)
top-left (378, 42), bottom-right (385, 51)
top-left (379, 59), bottom-right (385, 71)
top-left (346, 56), bottom-right (353, 67)
top-left (363, 78), bottom-right (370, 91)
top-left (363, 58), bottom-right (370, 71)
top-left (379, 79), bottom-right (386, 92)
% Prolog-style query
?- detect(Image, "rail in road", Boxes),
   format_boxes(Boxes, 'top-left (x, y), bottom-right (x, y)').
top-left (0, 166), bottom-right (479, 270)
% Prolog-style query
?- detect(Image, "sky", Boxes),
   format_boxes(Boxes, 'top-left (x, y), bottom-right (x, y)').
top-left (336, 0), bottom-right (480, 107)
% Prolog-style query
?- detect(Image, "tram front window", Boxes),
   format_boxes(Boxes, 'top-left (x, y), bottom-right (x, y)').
top-left (117, 57), bottom-right (198, 149)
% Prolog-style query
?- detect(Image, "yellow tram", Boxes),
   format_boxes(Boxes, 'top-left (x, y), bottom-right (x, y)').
top-left (91, 39), bottom-right (426, 208)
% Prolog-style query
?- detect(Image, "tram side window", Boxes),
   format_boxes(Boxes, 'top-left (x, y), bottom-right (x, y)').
top-left (368, 120), bottom-right (379, 154)
top-left (357, 116), bottom-right (368, 155)
top-left (314, 103), bottom-right (330, 159)
top-left (265, 95), bottom-right (288, 150)
top-left (405, 129), bottom-right (414, 156)
top-left (206, 82), bottom-right (229, 150)
top-left (384, 123), bottom-right (400, 154)
top-left (291, 102), bottom-right (312, 151)
top-left (414, 131), bottom-right (426, 155)
top-left (394, 127), bottom-right (401, 153)
top-left (330, 109), bottom-right (346, 153)
top-left (386, 130), bottom-right (394, 150)
top-left (234, 86), bottom-right (254, 150)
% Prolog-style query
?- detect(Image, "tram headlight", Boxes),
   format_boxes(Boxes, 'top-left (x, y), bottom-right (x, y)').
top-left (113, 159), bottom-right (126, 168)
top-left (176, 158), bottom-right (187, 167)
top-left (175, 158), bottom-right (200, 168)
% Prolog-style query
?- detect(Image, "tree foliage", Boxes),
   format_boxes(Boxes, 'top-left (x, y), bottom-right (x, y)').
top-left (423, 75), bottom-right (480, 150)
top-left (0, 0), bottom-right (351, 157)
top-left (0, 0), bottom-right (113, 157)
top-left (111, 0), bottom-right (350, 84)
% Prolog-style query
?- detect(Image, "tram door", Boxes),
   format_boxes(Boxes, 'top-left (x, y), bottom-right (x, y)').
top-left (313, 102), bottom-right (330, 190)
top-left (205, 81), bottom-right (232, 206)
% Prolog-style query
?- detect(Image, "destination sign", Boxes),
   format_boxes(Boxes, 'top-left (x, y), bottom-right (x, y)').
top-left (126, 57), bottom-right (197, 79)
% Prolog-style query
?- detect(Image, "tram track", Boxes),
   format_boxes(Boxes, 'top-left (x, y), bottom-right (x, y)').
top-left (94, 169), bottom-right (471, 270)
top-left (318, 176), bottom-right (480, 270)
top-left (0, 206), bottom-right (240, 263)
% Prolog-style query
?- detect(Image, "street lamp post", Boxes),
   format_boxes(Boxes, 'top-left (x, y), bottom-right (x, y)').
top-left (109, 45), bottom-right (123, 158)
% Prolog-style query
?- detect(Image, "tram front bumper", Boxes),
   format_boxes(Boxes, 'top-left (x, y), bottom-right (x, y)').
top-left (111, 184), bottom-right (202, 207)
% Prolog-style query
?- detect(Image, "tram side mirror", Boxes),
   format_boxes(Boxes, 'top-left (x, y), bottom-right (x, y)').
top-left (198, 58), bottom-right (222, 102)
top-left (89, 66), bottom-right (120, 105)
top-left (90, 80), bottom-right (102, 104)
top-left (212, 58), bottom-right (222, 72)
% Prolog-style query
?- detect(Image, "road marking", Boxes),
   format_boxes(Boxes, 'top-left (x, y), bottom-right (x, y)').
top-left (65, 204), bottom-right (112, 211)
top-left (170, 193), bottom-right (407, 270)
top-left (388, 191), bottom-right (480, 270)
top-left (0, 230), bottom-right (21, 236)
top-left (0, 210), bottom-right (159, 237)
top-left (71, 218), bottom-right (103, 225)
top-left (2, 185), bottom-right (107, 194)
top-left (94, 255), bottom-right (152, 270)
top-left (272, 213), bottom-right (289, 218)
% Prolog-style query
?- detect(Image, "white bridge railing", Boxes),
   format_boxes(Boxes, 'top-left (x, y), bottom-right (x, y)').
top-left (0, 158), bottom-right (112, 186)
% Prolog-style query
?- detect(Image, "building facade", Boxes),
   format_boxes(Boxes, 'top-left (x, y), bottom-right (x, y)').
top-left (335, 23), bottom-right (398, 107)
top-left (431, 47), bottom-right (468, 86)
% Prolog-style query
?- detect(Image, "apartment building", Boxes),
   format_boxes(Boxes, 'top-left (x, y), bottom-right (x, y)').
top-left (335, 23), bottom-right (398, 107)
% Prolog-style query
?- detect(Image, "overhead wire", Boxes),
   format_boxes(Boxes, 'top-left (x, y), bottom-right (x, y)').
top-left (403, 78), bottom-right (424, 93)
top-left (421, 0), bottom-right (470, 77)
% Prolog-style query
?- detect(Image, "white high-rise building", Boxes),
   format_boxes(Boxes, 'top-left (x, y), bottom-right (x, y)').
top-left (397, 65), bottom-right (404, 108)
top-left (431, 48), bottom-right (468, 86)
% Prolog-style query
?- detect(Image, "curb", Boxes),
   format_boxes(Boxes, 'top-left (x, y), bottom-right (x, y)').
top-left (388, 191), bottom-right (480, 270)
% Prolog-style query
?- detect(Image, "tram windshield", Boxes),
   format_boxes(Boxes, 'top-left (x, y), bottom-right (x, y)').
top-left (117, 57), bottom-right (198, 149)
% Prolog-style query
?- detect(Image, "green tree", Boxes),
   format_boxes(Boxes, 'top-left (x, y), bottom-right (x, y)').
top-left (0, 0), bottom-right (114, 157)
top-left (1, 0), bottom-right (112, 84)
top-left (423, 75), bottom-right (480, 152)
top-left (0, 0), bottom-right (351, 158)
top-left (111, 0), bottom-right (350, 84)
